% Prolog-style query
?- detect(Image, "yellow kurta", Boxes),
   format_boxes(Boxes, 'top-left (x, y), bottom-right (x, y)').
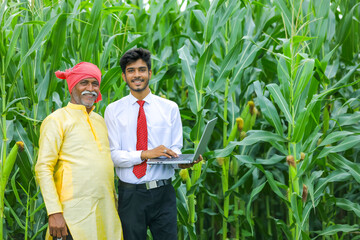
top-left (35, 102), bottom-right (123, 240)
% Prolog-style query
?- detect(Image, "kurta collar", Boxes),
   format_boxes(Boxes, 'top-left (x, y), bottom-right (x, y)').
top-left (129, 92), bottom-right (153, 106)
top-left (67, 102), bottom-right (95, 114)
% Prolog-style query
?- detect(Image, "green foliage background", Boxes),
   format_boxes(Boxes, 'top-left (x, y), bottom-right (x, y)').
top-left (0, 0), bottom-right (360, 239)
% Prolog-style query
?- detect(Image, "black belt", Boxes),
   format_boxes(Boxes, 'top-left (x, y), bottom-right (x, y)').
top-left (119, 178), bottom-right (172, 190)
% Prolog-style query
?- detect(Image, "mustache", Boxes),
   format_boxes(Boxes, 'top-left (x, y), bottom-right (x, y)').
top-left (81, 90), bottom-right (98, 97)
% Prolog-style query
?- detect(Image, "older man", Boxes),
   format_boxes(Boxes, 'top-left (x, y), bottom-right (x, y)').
top-left (35, 62), bottom-right (123, 240)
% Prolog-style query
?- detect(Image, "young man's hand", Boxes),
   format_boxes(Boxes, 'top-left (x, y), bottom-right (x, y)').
top-left (141, 145), bottom-right (178, 160)
top-left (179, 155), bottom-right (203, 169)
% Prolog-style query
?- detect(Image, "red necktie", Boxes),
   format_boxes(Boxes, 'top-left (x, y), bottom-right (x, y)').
top-left (133, 100), bottom-right (147, 179)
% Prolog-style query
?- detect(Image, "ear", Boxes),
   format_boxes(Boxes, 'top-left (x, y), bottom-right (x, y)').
top-left (149, 69), bottom-right (152, 79)
top-left (122, 72), bottom-right (126, 82)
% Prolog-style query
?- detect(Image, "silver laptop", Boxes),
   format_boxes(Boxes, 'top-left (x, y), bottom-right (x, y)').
top-left (147, 117), bottom-right (217, 165)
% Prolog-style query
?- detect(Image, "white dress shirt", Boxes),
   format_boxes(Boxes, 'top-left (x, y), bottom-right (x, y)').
top-left (104, 92), bottom-right (183, 184)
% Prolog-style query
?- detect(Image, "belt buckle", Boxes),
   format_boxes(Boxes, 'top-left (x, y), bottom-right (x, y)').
top-left (146, 180), bottom-right (157, 190)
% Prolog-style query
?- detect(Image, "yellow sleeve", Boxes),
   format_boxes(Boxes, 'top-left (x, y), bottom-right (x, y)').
top-left (35, 116), bottom-right (63, 215)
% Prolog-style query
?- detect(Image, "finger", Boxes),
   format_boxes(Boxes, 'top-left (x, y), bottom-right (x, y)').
top-left (194, 155), bottom-right (203, 163)
top-left (166, 149), bottom-right (178, 157)
top-left (162, 152), bottom-right (172, 158)
top-left (161, 148), bottom-right (174, 158)
top-left (56, 229), bottom-right (62, 238)
top-left (62, 225), bottom-right (68, 237)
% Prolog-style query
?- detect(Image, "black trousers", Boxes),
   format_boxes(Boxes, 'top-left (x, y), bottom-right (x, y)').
top-left (118, 183), bottom-right (177, 240)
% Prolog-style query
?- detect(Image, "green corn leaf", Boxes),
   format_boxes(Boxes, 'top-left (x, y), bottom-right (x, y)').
top-left (277, 57), bottom-right (291, 101)
top-left (99, 33), bottom-right (123, 70)
top-left (122, 34), bottom-right (148, 55)
top-left (230, 37), bottom-right (268, 95)
top-left (80, 0), bottom-right (102, 62)
top-left (18, 14), bottom-right (60, 71)
top-left (0, 0), bottom-right (7, 27)
top-left (318, 135), bottom-right (360, 158)
top-left (204, 0), bottom-right (219, 43)
top-left (246, 182), bottom-right (266, 235)
top-left (10, 168), bottom-right (25, 209)
top-left (337, 3), bottom-right (360, 44)
top-left (100, 67), bottom-right (122, 94)
top-left (226, 165), bottom-right (255, 195)
top-left (195, 43), bottom-right (213, 93)
top-left (318, 131), bottom-right (354, 147)
top-left (336, 112), bottom-right (360, 126)
top-left (267, 83), bottom-right (292, 124)
top-left (293, 59), bottom-right (315, 103)
top-left (28, 202), bottom-right (46, 217)
top-left (4, 24), bottom-right (21, 71)
top-left (178, 45), bottom-right (198, 114)
top-left (209, 0), bottom-right (238, 44)
top-left (103, 5), bottom-right (134, 13)
top-left (292, 107), bottom-right (310, 143)
top-left (192, 9), bottom-right (205, 27)
top-left (333, 198), bottom-right (360, 218)
top-left (4, 198), bottom-right (25, 230)
top-left (305, 171), bottom-right (324, 208)
top-left (264, 170), bottom-right (287, 201)
top-left (332, 64), bottom-right (360, 89)
top-left (256, 155), bottom-right (284, 165)
top-left (31, 223), bottom-right (49, 240)
top-left (215, 130), bottom-right (287, 157)
top-left (301, 202), bottom-right (314, 229)
top-left (254, 81), bottom-right (283, 136)
top-left (211, 39), bottom-right (243, 93)
top-left (45, 13), bottom-right (68, 99)
top-left (273, 0), bottom-right (292, 35)
top-left (314, 170), bottom-right (351, 199)
top-left (234, 155), bottom-right (265, 172)
top-left (14, 122), bottom-right (33, 164)
top-left (314, 224), bottom-right (359, 237)
top-left (4, 97), bottom-right (29, 114)
top-left (328, 153), bottom-right (360, 184)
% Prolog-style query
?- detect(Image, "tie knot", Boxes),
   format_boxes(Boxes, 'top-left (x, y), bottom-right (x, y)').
top-left (137, 100), bottom-right (145, 107)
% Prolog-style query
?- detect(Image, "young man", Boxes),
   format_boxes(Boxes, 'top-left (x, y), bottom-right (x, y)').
top-left (105, 48), bottom-right (201, 239)
top-left (35, 62), bottom-right (123, 240)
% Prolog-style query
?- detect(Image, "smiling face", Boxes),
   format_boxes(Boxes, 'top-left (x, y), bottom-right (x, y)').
top-left (122, 59), bottom-right (152, 99)
top-left (70, 77), bottom-right (100, 112)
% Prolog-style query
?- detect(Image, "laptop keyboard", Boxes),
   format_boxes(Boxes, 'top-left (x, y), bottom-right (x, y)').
top-left (174, 154), bottom-right (192, 161)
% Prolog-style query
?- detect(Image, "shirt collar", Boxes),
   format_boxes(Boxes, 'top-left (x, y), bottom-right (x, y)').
top-left (67, 102), bottom-right (95, 114)
top-left (129, 91), bottom-right (153, 105)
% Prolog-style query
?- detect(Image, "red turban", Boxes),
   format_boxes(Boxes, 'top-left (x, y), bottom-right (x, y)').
top-left (55, 62), bottom-right (102, 103)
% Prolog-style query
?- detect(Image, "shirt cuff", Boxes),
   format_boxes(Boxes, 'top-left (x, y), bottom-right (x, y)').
top-left (135, 150), bottom-right (143, 164)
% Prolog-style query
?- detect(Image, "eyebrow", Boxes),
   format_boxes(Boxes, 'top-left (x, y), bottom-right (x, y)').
top-left (80, 79), bottom-right (99, 84)
top-left (126, 66), bottom-right (147, 70)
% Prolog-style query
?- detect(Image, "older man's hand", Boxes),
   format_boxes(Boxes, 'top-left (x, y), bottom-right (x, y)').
top-left (49, 212), bottom-right (68, 239)
top-left (178, 155), bottom-right (203, 169)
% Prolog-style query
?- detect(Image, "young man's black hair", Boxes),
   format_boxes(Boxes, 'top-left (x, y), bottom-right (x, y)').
top-left (119, 48), bottom-right (151, 73)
